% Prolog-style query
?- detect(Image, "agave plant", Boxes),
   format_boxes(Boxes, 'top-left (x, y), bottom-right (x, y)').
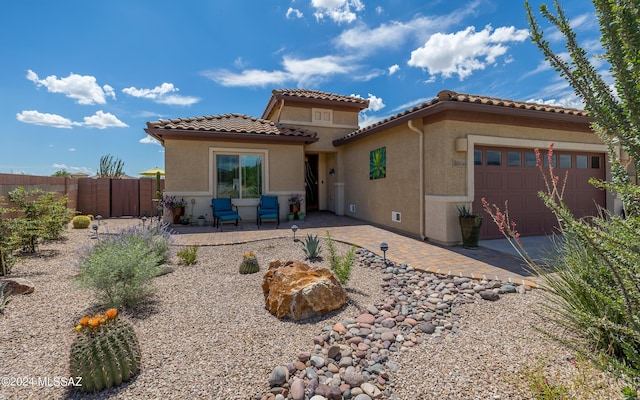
top-left (301, 234), bottom-right (322, 260)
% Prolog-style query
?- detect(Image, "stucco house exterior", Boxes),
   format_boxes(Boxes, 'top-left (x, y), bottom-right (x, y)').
top-left (144, 88), bottom-right (618, 245)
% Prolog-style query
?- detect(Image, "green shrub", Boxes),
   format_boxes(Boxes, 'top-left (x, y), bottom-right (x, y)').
top-left (0, 200), bottom-right (16, 276)
top-left (7, 187), bottom-right (73, 253)
top-left (70, 309), bottom-right (140, 392)
top-left (72, 215), bottom-right (91, 229)
top-left (177, 246), bottom-right (198, 265)
top-left (77, 224), bottom-right (171, 308)
top-left (239, 252), bottom-right (259, 274)
top-left (301, 234), bottom-right (322, 260)
top-left (326, 231), bottom-right (356, 285)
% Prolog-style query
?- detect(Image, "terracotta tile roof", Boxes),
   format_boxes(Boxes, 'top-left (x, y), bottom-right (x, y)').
top-left (335, 90), bottom-right (591, 145)
top-left (262, 89), bottom-right (369, 118)
top-left (272, 89), bottom-right (369, 106)
top-left (145, 113), bottom-right (318, 142)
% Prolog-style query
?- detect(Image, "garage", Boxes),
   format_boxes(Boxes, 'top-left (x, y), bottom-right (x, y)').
top-left (472, 145), bottom-right (606, 239)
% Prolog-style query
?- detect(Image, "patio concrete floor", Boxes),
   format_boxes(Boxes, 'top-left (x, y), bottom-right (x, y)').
top-left (170, 211), bottom-right (547, 287)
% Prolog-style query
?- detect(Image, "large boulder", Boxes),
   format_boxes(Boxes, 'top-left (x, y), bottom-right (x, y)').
top-left (262, 260), bottom-right (347, 320)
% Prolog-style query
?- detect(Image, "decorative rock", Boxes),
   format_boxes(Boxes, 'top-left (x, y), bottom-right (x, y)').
top-left (500, 284), bottom-right (517, 293)
top-left (343, 371), bottom-right (365, 387)
top-left (355, 313), bottom-right (375, 325)
top-left (291, 381), bottom-right (305, 400)
top-left (333, 322), bottom-right (347, 334)
top-left (1, 278), bottom-right (34, 295)
top-left (315, 384), bottom-right (342, 400)
top-left (262, 260), bottom-right (347, 320)
top-left (354, 394), bottom-right (373, 400)
top-left (268, 366), bottom-right (289, 387)
top-left (361, 382), bottom-right (382, 398)
top-left (327, 345), bottom-right (341, 359)
top-left (310, 355), bottom-right (325, 368)
top-left (479, 290), bottom-right (500, 301)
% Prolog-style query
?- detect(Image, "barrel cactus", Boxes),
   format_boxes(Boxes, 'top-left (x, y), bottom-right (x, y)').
top-left (239, 251), bottom-right (260, 274)
top-left (72, 215), bottom-right (91, 229)
top-left (70, 309), bottom-right (141, 392)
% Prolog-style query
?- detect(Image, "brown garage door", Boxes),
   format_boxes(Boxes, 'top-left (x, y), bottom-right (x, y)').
top-left (472, 146), bottom-right (606, 239)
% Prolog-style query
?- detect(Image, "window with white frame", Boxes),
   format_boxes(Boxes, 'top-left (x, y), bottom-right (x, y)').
top-left (215, 153), bottom-right (263, 199)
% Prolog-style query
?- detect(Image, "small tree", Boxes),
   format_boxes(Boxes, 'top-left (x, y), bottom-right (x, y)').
top-left (97, 154), bottom-right (125, 178)
top-left (8, 187), bottom-right (73, 253)
top-left (51, 170), bottom-right (71, 177)
top-left (0, 197), bottom-right (17, 276)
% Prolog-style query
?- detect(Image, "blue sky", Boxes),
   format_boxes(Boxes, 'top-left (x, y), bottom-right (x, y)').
top-left (0, 0), bottom-right (601, 177)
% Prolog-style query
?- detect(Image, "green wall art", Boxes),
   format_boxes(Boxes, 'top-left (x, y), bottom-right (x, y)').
top-left (369, 147), bottom-right (386, 180)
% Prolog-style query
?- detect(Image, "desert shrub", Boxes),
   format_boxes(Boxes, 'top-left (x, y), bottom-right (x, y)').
top-left (301, 234), bottom-right (322, 260)
top-left (326, 231), bottom-right (356, 285)
top-left (77, 224), bottom-right (171, 308)
top-left (483, 145), bottom-right (640, 387)
top-left (177, 246), bottom-right (198, 265)
top-left (7, 187), bottom-right (73, 253)
top-left (239, 252), bottom-right (259, 274)
top-left (72, 215), bottom-right (91, 229)
top-left (0, 200), bottom-right (17, 276)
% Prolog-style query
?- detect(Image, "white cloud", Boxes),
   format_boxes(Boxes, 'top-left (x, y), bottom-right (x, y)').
top-left (352, 93), bottom-right (385, 112)
top-left (52, 163), bottom-right (68, 169)
top-left (68, 148), bottom-right (76, 152)
top-left (408, 25), bottom-right (529, 81)
top-left (203, 55), bottom-right (357, 87)
top-left (122, 83), bottom-right (199, 106)
top-left (140, 136), bottom-right (162, 146)
top-left (311, 0), bottom-right (364, 24)
top-left (334, 3), bottom-right (481, 55)
top-left (16, 110), bottom-right (76, 128)
top-left (26, 69), bottom-right (115, 105)
top-left (51, 164), bottom-right (92, 174)
top-left (388, 64), bottom-right (400, 75)
top-left (286, 7), bottom-right (303, 19)
top-left (375, 6), bottom-right (383, 14)
top-left (81, 110), bottom-right (128, 129)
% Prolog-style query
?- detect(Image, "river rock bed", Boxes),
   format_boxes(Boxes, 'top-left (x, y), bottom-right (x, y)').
top-left (254, 249), bottom-right (531, 400)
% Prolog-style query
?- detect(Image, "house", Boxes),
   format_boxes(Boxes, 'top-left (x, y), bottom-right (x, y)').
top-left (144, 89), bottom-right (618, 245)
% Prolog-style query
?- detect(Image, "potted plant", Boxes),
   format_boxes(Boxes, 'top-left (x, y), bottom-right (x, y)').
top-left (162, 195), bottom-right (187, 224)
top-left (297, 211), bottom-right (305, 221)
top-left (180, 215), bottom-right (191, 225)
top-left (287, 212), bottom-right (295, 221)
top-left (457, 205), bottom-right (482, 249)
top-left (197, 215), bottom-right (206, 226)
top-left (288, 193), bottom-right (304, 219)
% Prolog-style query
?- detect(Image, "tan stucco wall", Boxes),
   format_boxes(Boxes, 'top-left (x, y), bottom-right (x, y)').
top-left (163, 139), bottom-right (304, 221)
top-left (342, 124), bottom-right (422, 237)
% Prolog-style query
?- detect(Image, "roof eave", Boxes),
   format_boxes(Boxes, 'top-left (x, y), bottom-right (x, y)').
top-left (144, 128), bottom-right (318, 145)
top-left (334, 101), bottom-right (594, 146)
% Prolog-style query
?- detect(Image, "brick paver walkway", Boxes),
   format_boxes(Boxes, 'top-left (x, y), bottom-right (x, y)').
top-left (169, 211), bottom-right (538, 287)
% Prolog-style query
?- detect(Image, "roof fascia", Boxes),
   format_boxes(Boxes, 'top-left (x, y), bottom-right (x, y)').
top-left (333, 101), bottom-right (594, 146)
top-left (144, 129), bottom-right (318, 145)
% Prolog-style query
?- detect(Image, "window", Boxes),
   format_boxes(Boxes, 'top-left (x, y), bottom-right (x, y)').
top-left (216, 154), bottom-right (263, 198)
top-left (525, 152), bottom-right (537, 167)
top-left (576, 155), bottom-right (588, 169)
top-left (591, 156), bottom-right (601, 169)
top-left (508, 151), bottom-right (521, 167)
top-left (559, 154), bottom-right (571, 168)
top-left (474, 150), bottom-right (482, 165)
top-left (487, 150), bottom-right (501, 166)
top-left (543, 154), bottom-right (556, 168)
top-left (312, 108), bottom-right (333, 124)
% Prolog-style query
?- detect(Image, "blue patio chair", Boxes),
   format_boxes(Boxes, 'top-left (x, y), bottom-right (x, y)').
top-left (211, 198), bottom-right (240, 229)
top-left (257, 195), bottom-right (279, 227)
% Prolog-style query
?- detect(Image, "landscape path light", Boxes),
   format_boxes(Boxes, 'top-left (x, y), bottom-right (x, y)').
top-left (380, 242), bottom-right (389, 265)
top-left (291, 225), bottom-right (298, 242)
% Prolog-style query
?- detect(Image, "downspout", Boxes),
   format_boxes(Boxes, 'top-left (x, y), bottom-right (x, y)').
top-left (408, 119), bottom-right (426, 240)
top-left (275, 99), bottom-right (285, 123)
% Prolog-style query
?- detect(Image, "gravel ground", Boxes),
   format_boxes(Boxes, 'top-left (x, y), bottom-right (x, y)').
top-left (0, 219), bottom-right (625, 400)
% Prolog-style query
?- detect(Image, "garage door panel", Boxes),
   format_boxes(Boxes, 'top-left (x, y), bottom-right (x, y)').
top-left (473, 146), bottom-right (606, 239)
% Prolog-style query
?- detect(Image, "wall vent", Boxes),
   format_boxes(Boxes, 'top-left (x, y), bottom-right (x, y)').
top-left (349, 204), bottom-right (356, 213)
top-left (392, 211), bottom-right (401, 223)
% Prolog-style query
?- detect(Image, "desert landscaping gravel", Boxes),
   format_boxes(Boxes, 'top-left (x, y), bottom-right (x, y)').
top-left (0, 218), bottom-right (626, 399)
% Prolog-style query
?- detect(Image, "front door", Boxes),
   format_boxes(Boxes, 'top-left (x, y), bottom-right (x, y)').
top-left (305, 154), bottom-right (319, 211)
